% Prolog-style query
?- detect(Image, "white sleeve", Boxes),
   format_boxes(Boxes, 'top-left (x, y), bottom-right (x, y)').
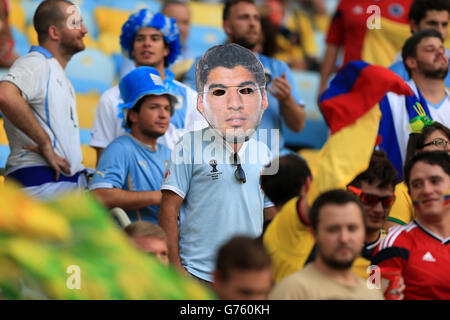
top-left (2, 55), bottom-right (47, 103)
top-left (157, 123), bottom-right (185, 150)
top-left (183, 86), bottom-right (209, 131)
top-left (89, 90), bottom-right (121, 149)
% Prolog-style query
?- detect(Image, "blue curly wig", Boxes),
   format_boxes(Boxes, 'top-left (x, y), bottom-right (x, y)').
top-left (120, 9), bottom-right (181, 66)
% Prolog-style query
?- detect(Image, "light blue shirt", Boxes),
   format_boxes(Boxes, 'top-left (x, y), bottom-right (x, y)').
top-left (183, 53), bottom-right (304, 156)
top-left (389, 49), bottom-right (450, 88)
top-left (89, 134), bottom-right (172, 224)
top-left (161, 128), bottom-right (274, 281)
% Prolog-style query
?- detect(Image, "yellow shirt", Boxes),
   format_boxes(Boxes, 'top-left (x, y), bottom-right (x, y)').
top-left (263, 197), bottom-right (315, 284)
top-left (387, 181), bottom-right (414, 225)
top-left (264, 197), bottom-right (385, 283)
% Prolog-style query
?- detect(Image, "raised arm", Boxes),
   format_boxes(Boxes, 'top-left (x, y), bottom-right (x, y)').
top-left (268, 72), bottom-right (306, 133)
top-left (318, 44), bottom-right (339, 97)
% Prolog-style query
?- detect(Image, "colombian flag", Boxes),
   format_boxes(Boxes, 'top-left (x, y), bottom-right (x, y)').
top-left (444, 190), bottom-right (450, 206)
top-left (306, 61), bottom-right (413, 206)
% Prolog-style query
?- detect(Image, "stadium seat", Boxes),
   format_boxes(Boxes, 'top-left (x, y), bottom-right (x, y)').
top-left (78, 0), bottom-right (100, 39)
top-left (9, 0), bottom-right (26, 32)
top-left (11, 26), bottom-right (30, 57)
top-left (20, 0), bottom-right (42, 26)
top-left (0, 118), bottom-right (9, 169)
top-left (76, 92), bottom-right (100, 129)
top-left (81, 144), bottom-right (97, 169)
top-left (66, 48), bottom-right (116, 94)
top-left (189, 2), bottom-right (223, 28)
top-left (25, 24), bottom-right (38, 46)
top-left (283, 70), bottom-right (329, 150)
top-left (97, 0), bottom-right (161, 12)
top-left (184, 25), bottom-right (227, 59)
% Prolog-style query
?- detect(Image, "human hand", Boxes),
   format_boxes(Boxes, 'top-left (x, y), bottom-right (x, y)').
top-left (23, 144), bottom-right (71, 181)
top-left (381, 272), bottom-right (405, 300)
top-left (267, 73), bottom-right (293, 104)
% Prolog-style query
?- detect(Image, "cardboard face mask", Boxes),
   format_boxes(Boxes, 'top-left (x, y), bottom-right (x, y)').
top-left (199, 65), bottom-right (267, 144)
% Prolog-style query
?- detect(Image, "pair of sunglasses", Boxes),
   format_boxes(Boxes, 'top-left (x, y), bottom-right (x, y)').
top-left (348, 186), bottom-right (395, 208)
top-left (233, 153), bottom-right (246, 183)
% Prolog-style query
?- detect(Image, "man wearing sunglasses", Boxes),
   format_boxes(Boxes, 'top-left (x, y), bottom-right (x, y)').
top-left (159, 44), bottom-right (276, 283)
top-left (264, 151), bottom-right (398, 284)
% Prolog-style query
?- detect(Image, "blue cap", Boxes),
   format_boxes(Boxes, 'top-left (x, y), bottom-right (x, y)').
top-left (118, 66), bottom-right (177, 128)
top-left (120, 9), bottom-right (181, 66)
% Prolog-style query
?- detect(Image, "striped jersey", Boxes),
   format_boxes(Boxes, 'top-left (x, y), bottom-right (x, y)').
top-left (372, 220), bottom-right (450, 300)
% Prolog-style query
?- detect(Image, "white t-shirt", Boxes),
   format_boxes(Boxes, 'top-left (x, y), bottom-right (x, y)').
top-left (386, 79), bottom-right (450, 163)
top-left (89, 73), bottom-right (207, 151)
top-left (1, 46), bottom-right (83, 176)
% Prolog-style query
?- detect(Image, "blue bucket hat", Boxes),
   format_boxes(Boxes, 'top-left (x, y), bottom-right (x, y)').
top-left (120, 9), bottom-right (181, 66)
top-left (118, 66), bottom-right (177, 129)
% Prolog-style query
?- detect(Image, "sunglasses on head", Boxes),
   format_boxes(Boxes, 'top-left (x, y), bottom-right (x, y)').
top-left (232, 153), bottom-right (246, 183)
top-left (348, 185), bottom-right (395, 208)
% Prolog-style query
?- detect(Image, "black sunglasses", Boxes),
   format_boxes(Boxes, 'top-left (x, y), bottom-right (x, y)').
top-left (233, 153), bottom-right (246, 183)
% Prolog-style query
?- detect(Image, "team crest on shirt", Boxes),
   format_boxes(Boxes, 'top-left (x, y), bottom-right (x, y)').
top-left (138, 160), bottom-right (147, 170)
top-left (174, 95), bottom-right (184, 110)
top-left (388, 4), bottom-right (405, 18)
top-left (207, 159), bottom-right (222, 180)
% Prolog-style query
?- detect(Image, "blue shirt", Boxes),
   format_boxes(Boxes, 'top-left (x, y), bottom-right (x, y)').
top-left (183, 54), bottom-right (304, 156)
top-left (161, 127), bottom-right (274, 282)
top-left (89, 134), bottom-right (172, 224)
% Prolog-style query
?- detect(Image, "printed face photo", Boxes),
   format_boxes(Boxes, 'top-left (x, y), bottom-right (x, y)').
top-left (197, 65), bottom-right (268, 143)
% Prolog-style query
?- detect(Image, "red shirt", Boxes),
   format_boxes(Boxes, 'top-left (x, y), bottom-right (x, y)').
top-left (372, 221), bottom-right (450, 300)
top-left (326, 0), bottom-right (412, 67)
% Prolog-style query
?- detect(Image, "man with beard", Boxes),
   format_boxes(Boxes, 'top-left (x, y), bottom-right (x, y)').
top-left (0, 0), bottom-right (88, 198)
top-left (89, 67), bottom-right (174, 224)
top-left (378, 29), bottom-right (450, 177)
top-left (264, 151), bottom-right (398, 284)
top-left (183, 0), bottom-right (306, 156)
top-left (159, 44), bottom-right (276, 283)
top-left (269, 189), bottom-right (384, 300)
top-left (390, 0), bottom-right (450, 88)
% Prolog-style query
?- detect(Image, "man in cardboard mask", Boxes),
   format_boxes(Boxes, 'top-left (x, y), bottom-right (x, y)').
top-left (159, 43), bottom-right (276, 283)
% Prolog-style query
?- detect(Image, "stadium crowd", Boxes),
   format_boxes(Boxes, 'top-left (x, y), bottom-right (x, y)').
top-left (0, 0), bottom-right (449, 301)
